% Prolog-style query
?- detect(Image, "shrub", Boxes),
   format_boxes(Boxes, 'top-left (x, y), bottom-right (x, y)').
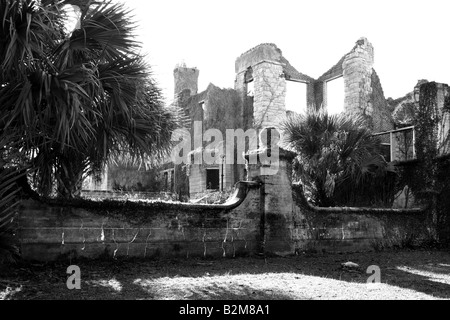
top-left (282, 111), bottom-right (395, 207)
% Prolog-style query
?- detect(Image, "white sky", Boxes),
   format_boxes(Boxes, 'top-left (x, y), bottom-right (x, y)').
top-left (123, 0), bottom-right (450, 104)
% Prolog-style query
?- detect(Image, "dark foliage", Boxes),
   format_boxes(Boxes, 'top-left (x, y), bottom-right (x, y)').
top-left (0, 0), bottom-right (177, 199)
top-left (282, 111), bottom-right (395, 207)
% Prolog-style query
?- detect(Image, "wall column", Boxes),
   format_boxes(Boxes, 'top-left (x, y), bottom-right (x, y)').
top-left (246, 146), bottom-right (296, 256)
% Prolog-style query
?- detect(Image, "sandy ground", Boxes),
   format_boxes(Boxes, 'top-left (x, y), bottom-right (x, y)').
top-left (1, 248), bottom-right (450, 300)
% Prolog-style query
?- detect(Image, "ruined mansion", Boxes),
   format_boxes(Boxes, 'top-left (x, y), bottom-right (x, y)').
top-left (83, 37), bottom-right (450, 199)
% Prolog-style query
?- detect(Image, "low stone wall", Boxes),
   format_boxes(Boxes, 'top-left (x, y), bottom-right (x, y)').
top-left (80, 190), bottom-right (175, 201)
top-left (18, 182), bottom-right (262, 261)
top-left (291, 186), bottom-right (428, 253)
top-left (17, 159), bottom-right (430, 261)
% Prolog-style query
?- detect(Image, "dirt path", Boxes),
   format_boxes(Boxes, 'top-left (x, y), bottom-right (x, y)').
top-left (1, 249), bottom-right (450, 300)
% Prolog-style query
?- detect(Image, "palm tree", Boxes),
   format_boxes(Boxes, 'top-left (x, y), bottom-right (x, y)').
top-left (282, 111), bottom-right (394, 206)
top-left (0, 0), bottom-right (176, 198)
top-left (0, 134), bottom-right (26, 264)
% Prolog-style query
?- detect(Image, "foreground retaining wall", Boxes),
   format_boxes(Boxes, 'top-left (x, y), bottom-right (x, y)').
top-left (291, 186), bottom-right (428, 253)
top-left (18, 182), bottom-right (262, 261)
top-left (17, 159), bottom-right (429, 261)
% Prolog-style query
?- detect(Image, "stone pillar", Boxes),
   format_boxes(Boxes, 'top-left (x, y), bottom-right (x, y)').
top-left (343, 38), bottom-right (374, 119)
top-left (246, 143), bottom-right (296, 256)
top-left (436, 83), bottom-right (450, 155)
top-left (100, 164), bottom-right (108, 190)
top-left (414, 81), bottom-right (450, 155)
top-left (188, 164), bottom-right (202, 196)
top-left (414, 81), bottom-right (450, 241)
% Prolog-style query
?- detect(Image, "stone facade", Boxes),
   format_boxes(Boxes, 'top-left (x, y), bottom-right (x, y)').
top-left (316, 38), bottom-right (393, 132)
top-left (251, 61), bottom-right (286, 129)
top-left (388, 80), bottom-right (450, 208)
top-left (234, 43), bottom-right (315, 130)
top-left (371, 69), bottom-right (394, 133)
top-left (173, 66), bottom-right (199, 98)
top-left (388, 80), bottom-right (450, 160)
top-left (435, 83), bottom-right (450, 155)
top-left (85, 38), bottom-right (441, 199)
top-left (172, 83), bottom-right (245, 196)
top-left (235, 44), bottom-right (287, 130)
top-left (18, 181), bottom-right (262, 261)
top-left (342, 38), bottom-right (375, 118)
top-left (168, 39), bottom-right (395, 198)
top-left (234, 38), bottom-right (393, 134)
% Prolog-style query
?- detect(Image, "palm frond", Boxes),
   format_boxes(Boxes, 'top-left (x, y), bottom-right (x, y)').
top-left (282, 110), bottom-right (392, 206)
top-left (1, 0), bottom-right (177, 199)
top-left (0, 134), bottom-right (27, 263)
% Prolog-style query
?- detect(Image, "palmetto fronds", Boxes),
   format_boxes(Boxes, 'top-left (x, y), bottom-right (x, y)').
top-left (0, 0), bottom-right (176, 198)
top-left (282, 110), bottom-right (393, 206)
top-left (0, 135), bottom-right (26, 263)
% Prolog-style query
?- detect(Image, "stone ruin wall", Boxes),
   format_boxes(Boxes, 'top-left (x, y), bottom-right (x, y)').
top-left (173, 66), bottom-right (199, 98)
top-left (235, 44), bottom-right (287, 130)
top-left (316, 38), bottom-right (393, 133)
top-left (233, 39), bottom-right (393, 134)
top-left (342, 38), bottom-right (375, 119)
top-left (252, 61), bottom-right (286, 129)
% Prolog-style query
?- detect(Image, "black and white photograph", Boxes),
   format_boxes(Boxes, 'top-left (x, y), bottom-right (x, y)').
top-left (1, 0), bottom-right (449, 313)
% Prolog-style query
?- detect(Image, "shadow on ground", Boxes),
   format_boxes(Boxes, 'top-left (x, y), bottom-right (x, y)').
top-left (1, 248), bottom-right (449, 299)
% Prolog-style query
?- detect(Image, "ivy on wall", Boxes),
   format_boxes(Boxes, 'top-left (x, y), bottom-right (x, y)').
top-left (38, 196), bottom-right (229, 227)
top-left (413, 82), bottom-right (439, 197)
top-left (444, 89), bottom-right (450, 113)
top-left (398, 82), bottom-right (450, 243)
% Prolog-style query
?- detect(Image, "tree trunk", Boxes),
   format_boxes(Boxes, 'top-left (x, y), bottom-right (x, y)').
top-left (56, 155), bottom-right (86, 199)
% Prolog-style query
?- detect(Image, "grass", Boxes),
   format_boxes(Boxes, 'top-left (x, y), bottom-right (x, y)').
top-left (1, 248), bottom-right (450, 300)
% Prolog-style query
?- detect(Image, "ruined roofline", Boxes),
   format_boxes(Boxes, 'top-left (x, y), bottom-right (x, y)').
top-left (173, 66), bottom-right (199, 73)
top-left (387, 79), bottom-right (430, 102)
top-left (174, 82), bottom-right (238, 106)
top-left (280, 56), bottom-right (315, 82)
top-left (237, 43), bottom-right (281, 58)
top-left (317, 55), bottom-right (346, 81)
top-left (235, 43), bottom-right (315, 81)
top-left (317, 37), bottom-right (372, 81)
top-left (237, 38), bottom-right (372, 82)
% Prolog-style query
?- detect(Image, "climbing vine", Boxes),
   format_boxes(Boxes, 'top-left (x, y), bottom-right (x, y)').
top-left (413, 82), bottom-right (439, 197)
top-left (399, 82), bottom-right (450, 244)
top-left (444, 87), bottom-right (450, 113)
